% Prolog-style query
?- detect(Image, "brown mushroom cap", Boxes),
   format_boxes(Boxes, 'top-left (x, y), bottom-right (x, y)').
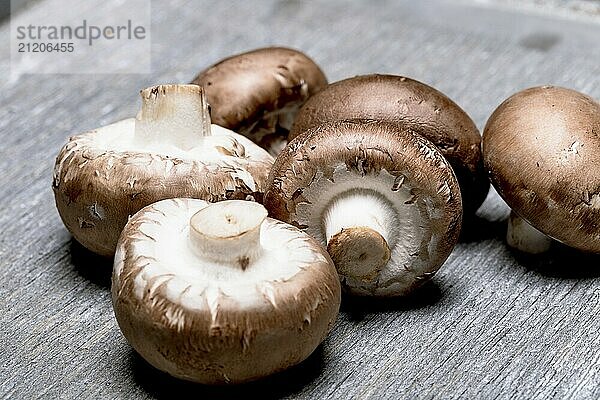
top-left (264, 120), bottom-right (462, 296)
top-left (483, 85), bottom-right (600, 253)
top-left (53, 85), bottom-right (273, 256)
top-left (112, 198), bottom-right (341, 384)
top-left (192, 47), bottom-right (328, 155)
top-left (289, 74), bottom-right (489, 216)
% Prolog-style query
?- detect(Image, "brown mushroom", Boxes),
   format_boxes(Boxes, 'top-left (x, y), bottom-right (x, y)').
top-left (289, 74), bottom-right (489, 216)
top-left (483, 85), bottom-right (600, 254)
top-left (112, 198), bottom-right (341, 384)
top-left (191, 47), bottom-right (328, 155)
top-left (264, 120), bottom-right (462, 296)
top-left (53, 84), bottom-right (273, 257)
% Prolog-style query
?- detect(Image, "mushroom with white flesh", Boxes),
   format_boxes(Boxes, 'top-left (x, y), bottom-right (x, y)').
top-left (264, 120), bottom-right (463, 296)
top-left (483, 85), bottom-right (600, 254)
top-left (53, 84), bottom-right (273, 257)
top-left (289, 74), bottom-right (489, 217)
top-left (112, 198), bottom-right (341, 384)
top-left (191, 47), bottom-right (328, 156)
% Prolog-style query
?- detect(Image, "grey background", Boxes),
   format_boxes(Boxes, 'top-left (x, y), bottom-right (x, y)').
top-left (2, 0), bottom-right (35, 21)
top-left (1, 0), bottom-right (600, 398)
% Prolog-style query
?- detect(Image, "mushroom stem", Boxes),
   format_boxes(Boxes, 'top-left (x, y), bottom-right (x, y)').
top-left (506, 211), bottom-right (552, 254)
top-left (189, 200), bottom-right (268, 270)
top-left (323, 190), bottom-right (395, 281)
top-left (135, 84), bottom-right (211, 151)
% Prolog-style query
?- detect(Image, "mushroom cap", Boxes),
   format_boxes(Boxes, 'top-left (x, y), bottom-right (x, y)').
top-left (52, 119), bottom-right (273, 256)
top-left (289, 74), bottom-right (488, 215)
top-left (264, 120), bottom-right (462, 296)
top-left (112, 198), bottom-right (341, 384)
top-left (483, 85), bottom-right (600, 253)
top-left (192, 47), bottom-right (328, 154)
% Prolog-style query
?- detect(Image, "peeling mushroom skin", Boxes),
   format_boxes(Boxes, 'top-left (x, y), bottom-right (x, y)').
top-left (483, 86), bottom-right (600, 253)
top-left (53, 85), bottom-right (273, 257)
top-left (192, 47), bottom-right (328, 156)
top-left (264, 120), bottom-right (462, 296)
top-left (112, 199), bottom-right (341, 384)
top-left (289, 74), bottom-right (489, 216)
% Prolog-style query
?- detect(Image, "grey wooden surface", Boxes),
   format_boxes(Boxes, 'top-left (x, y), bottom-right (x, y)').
top-left (2, 0), bottom-right (600, 398)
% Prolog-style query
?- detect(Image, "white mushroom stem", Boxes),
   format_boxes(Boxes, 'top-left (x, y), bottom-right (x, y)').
top-left (322, 190), bottom-right (397, 281)
top-left (506, 211), bottom-right (552, 254)
top-left (189, 200), bottom-right (268, 270)
top-left (135, 84), bottom-right (212, 151)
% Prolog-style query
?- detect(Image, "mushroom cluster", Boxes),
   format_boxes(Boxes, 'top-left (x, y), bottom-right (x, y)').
top-left (290, 74), bottom-right (489, 217)
top-left (52, 44), bottom-right (600, 386)
top-left (52, 48), bottom-right (342, 384)
top-left (264, 74), bottom-right (487, 295)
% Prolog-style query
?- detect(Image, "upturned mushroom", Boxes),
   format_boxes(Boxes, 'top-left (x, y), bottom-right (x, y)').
top-left (112, 198), bottom-right (341, 384)
top-left (483, 85), bottom-right (600, 254)
top-left (289, 74), bottom-right (489, 216)
top-left (53, 84), bottom-right (273, 257)
top-left (191, 47), bottom-right (328, 155)
top-left (264, 120), bottom-right (462, 296)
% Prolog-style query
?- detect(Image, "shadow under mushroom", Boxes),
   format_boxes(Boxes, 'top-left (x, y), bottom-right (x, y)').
top-left (458, 215), bottom-right (506, 243)
top-left (69, 238), bottom-right (112, 289)
top-left (130, 345), bottom-right (326, 400)
top-left (340, 279), bottom-right (443, 322)
top-left (509, 243), bottom-right (600, 280)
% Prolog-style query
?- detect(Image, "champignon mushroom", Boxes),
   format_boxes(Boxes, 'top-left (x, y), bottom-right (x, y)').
top-left (483, 85), bottom-right (600, 254)
top-left (53, 84), bottom-right (273, 257)
top-left (191, 47), bottom-right (328, 155)
top-left (112, 198), bottom-right (341, 384)
top-left (289, 74), bottom-right (489, 217)
top-left (264, 120), bottom-right (462, 296)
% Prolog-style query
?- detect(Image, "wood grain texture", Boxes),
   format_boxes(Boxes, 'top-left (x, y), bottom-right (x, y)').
top-left (1, 0), bottom-right (600, 398)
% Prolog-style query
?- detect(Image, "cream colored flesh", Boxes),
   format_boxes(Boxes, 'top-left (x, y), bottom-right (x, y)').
top-left (92, 119), bottom-right (268, 167)
top-left (113, 199), bottom-right (330, 314)
top-left (83, 118), bottom-right (265, 191)
top-left (135, 84), bottom-right (212, 150)
top-left (294, 164), bottom-right (442, 295)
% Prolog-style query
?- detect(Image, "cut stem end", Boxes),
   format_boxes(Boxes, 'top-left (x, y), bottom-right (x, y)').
top-left (327, 227), bottom-right (390, 282)
top-left (135, 84), bottom-right (212, 150)
top-left (322, 189), bottom-right (397, 281)
top-left (190, 200), bottom-right (267, 269)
